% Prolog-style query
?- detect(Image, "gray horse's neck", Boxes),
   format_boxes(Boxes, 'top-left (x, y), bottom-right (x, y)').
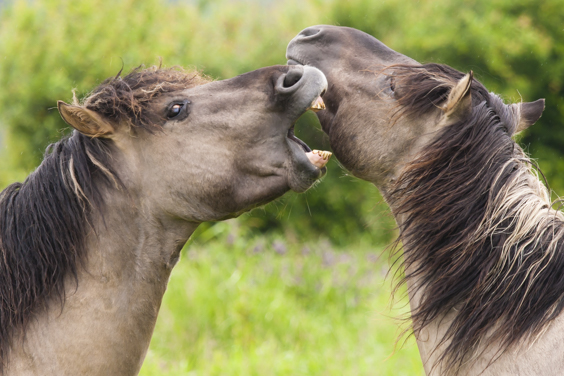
top-left (7, 187), bottom-right (199, 376)
top-left (391, 210), bottom-right (564, 376)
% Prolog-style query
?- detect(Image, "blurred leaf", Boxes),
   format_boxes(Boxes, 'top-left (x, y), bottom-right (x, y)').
top-left (2, 0), bottom-right (564, 247)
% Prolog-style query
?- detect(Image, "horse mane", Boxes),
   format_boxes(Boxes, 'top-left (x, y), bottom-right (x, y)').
top-left (0, 134), bottom-right (117, 373)
top-left (81, 65), bottom-right (210, 131)
top-left (390, 64), bottom-right (564, 373)
top-left (0, 65), bottom-right (208, 373)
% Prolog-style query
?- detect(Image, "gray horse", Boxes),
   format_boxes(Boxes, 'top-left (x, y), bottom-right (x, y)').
top-left (287, 26), bottom-right (563, 376)
top-left (1, 64), bottom-right (330, 375)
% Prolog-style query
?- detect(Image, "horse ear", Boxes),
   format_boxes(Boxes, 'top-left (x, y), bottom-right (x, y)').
top-left (58, 101), bottom-right (114, 138)
top-left (515, 98), bottom-right (545, 133)
top-left (441, 71), bottom-right (473, 125)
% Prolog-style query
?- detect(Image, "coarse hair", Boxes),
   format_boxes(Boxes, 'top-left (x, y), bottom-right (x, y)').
top-left (389, 64), bottom-right (564, 374)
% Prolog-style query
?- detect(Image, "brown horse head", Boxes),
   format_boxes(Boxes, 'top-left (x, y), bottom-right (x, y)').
top-left (1, 64), bottom-right (331, 374)
top-left (58, 65), bottom-right (328, 222)
top-left (287, 25), bottom-right (543, 193)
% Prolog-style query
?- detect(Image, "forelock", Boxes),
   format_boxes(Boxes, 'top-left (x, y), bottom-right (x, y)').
top-left (392, 63), bottom-right (521, 135)
top-left (81, 65), bottom-right (211, 131)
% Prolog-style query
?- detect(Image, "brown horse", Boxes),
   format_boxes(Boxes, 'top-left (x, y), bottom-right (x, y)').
top-left (287, 26), bottom-right (563, 375)
top-left (0, 64), bottom-right (330, 375)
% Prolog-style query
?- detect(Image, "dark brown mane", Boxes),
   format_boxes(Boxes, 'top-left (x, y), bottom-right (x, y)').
top-left (390, 64), bottom-right (564, 373)
top-left (80, 65), bottom-right (210, 130)
top-left (0, 66), bottom-right (208, 373)
top-left (390, 64), bottom-right (492, 121)
top-left (0, 134), bottom-right (116, 374)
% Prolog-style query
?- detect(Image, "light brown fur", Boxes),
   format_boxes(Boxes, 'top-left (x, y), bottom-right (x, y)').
top-left (4, 65), bottom-right (328, 375)
top-left (287, 25), bottom-right (563, 375)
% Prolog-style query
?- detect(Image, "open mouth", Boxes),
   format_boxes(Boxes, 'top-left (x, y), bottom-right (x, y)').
top-left (287, 125), bottom-right (311, 152)
top-left (286, 96), bottom-right (332, 169)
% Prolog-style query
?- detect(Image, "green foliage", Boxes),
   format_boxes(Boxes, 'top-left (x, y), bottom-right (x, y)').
top-left (139, 222), bottom-right (423, 376)
top-left (2, 0), bottom-right (564, 246)
top-left (3, 1), bottom-right (562, 373)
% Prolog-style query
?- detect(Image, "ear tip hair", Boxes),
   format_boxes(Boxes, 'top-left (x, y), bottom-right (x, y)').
top-left (57, 101), bottom-right (68, 113)
top-left (57, 100), bottom-right (73, 108)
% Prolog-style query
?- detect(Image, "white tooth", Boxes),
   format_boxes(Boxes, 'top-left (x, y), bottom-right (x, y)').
top-left (307, 96), bottom-right (326, 112)
top-left (308, 150), bottom-right (332, 168)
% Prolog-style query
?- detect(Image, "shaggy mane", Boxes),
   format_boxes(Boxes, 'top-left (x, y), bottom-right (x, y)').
top-left (0, 65), bottom-right (207, 373)
top-left (0, 134), bottom-right (116, 373)
top-left (390, 64), bottom-right (564, 373)
top-left (80, 65), bottom-right (210, 130)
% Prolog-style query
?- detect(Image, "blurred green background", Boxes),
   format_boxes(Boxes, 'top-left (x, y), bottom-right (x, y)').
top-left (1, 0), bottom-right (563, 374)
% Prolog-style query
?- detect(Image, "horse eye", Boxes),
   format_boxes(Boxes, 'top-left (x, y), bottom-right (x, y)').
top-left (167, 103), bottom-right (184, 119)
top-left (390, 77), bottom-right (396, 93)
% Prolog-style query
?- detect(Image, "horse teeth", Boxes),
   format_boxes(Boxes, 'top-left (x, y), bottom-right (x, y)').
top-left (313, 150), bottom-right (332, 160)
top-left (307, 96), bottom-right (326, 112)
top-left (308, 150), bottom-right (332, 168)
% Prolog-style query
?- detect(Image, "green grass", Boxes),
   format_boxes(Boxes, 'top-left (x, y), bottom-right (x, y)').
top-left (140, 221), bottom-right (424, 376)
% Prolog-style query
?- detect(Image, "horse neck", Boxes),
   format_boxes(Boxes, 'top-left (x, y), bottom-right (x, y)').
top-left (393, 213), bottom-right (495, 375)
top-left (8, 187), bottom-right (198, 376)
top-left (388, 211), bottom-right (440, 373)
top-left (401, 253), bottom-right (450, 375)
top-left (389, 193), bottom-right (564, 376)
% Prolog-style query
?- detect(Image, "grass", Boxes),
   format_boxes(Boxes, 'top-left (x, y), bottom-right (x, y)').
top-left (139, 221), bottom-right (424, 376)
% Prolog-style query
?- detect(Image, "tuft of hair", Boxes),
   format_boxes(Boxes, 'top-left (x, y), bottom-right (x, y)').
top-left (81, 65), bottom-right (210, 130)
top-left (0, 65), bottom-right (208, 372)
top-left (389, 64), bottom-right (564, 374)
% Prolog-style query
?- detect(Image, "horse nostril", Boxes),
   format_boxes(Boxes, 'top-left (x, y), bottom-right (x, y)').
top-left (283, 68), bottom-right (304, 88)
top-left (298, 27), bottom-right (321, 38)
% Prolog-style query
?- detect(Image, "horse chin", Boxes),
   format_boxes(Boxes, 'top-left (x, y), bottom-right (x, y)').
top-left (287, 169), bottom-right (324, 193)
top-left (285, 137), bottom-right (327, 193)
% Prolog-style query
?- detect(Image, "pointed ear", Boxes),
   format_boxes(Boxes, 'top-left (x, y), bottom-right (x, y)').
top-left (57, 101), bottom-right (114, 138)
top-left (441, 71), bottom-right (473, 125)
top-left (515, 98), bottom-right (545, 133)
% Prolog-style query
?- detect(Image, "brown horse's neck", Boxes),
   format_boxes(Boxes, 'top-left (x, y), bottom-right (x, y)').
top-left (386, 183), bottom-right (564, 376)
top-left (7, 187), bottom-right (199, 376)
